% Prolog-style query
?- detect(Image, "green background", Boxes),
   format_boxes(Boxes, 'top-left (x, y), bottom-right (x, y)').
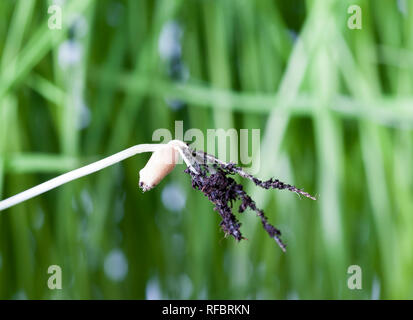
top-left (1, 0), bottom-right (413, 299)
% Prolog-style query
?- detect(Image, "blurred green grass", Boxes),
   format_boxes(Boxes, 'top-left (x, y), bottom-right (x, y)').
top-left (0, 0), bottom-right (413, 299)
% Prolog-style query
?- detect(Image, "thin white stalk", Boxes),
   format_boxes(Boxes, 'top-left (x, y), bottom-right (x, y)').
top-left (0, 143), bottom-right (164, 211)
top-left (169, 140), bottom-right (198, 174)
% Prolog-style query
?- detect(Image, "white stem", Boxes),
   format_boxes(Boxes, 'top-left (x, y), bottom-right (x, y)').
top-left (0, 144), bottom-right (164, 211)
